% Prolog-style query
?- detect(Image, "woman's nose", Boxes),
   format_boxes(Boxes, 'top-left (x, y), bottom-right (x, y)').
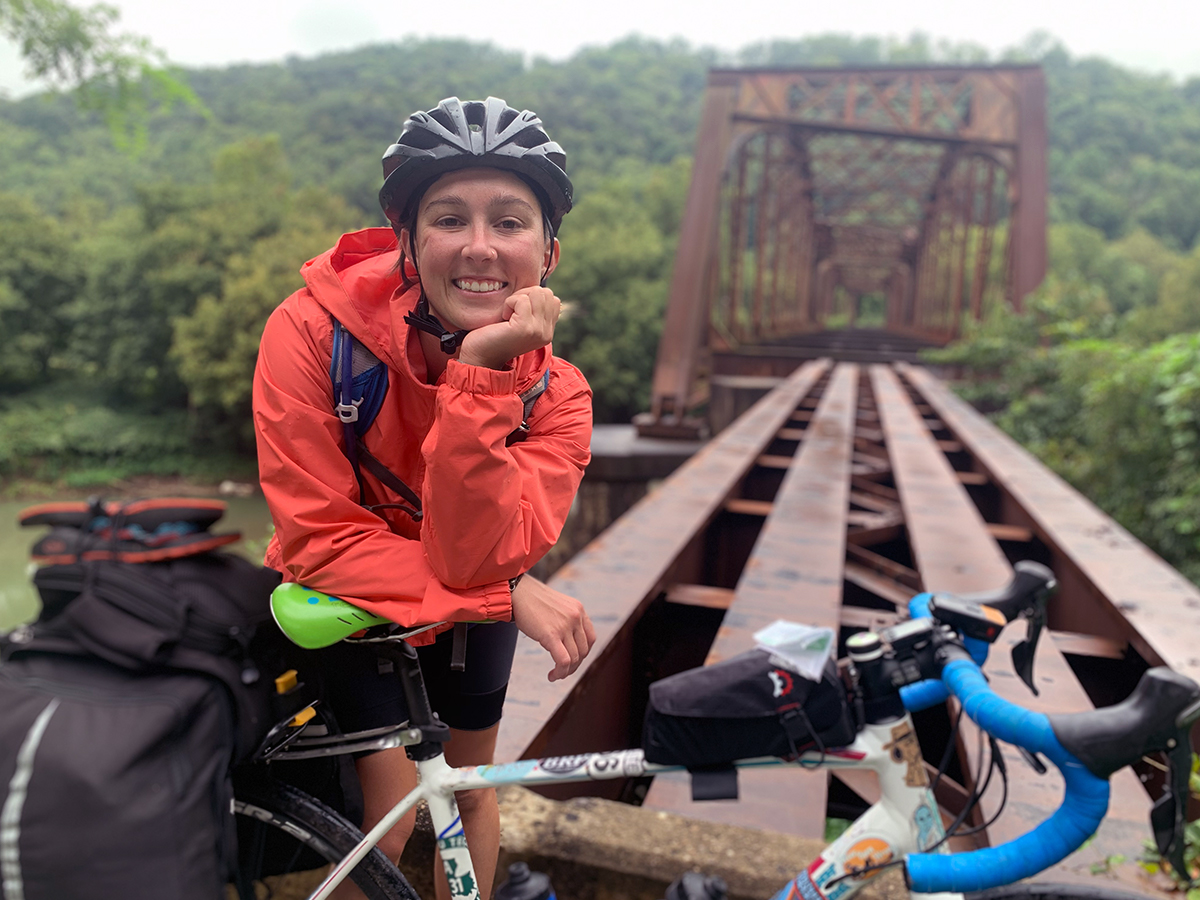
top-left (462, 222), bottom-right (497, 261)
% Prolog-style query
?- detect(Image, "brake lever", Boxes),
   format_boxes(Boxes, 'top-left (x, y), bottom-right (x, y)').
top-left (1152, 735), bottom-right (1194, 886)
top-left (989, 561), bottom-right (1055, 696)
top-left (1010, 597), bottom-right (1046, 696)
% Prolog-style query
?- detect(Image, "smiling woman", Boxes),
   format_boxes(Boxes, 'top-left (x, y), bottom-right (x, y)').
top-left (251, 96), bottom-right (595, 900)
top-left (404, 168), bottom-right (562, 371)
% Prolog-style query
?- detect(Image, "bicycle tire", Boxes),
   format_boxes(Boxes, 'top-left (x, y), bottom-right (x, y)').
top-left (966, 883), bottom-right (1161, 900)
top-left (234, 779), bottom-right (421, 900)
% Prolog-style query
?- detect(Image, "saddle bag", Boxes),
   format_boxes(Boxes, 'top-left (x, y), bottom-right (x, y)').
top-left (642, 649), bottom-right (857, 771)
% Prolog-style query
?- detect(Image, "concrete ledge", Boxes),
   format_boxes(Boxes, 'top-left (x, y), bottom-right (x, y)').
top-left (400, 786), bottom-right (908, 900)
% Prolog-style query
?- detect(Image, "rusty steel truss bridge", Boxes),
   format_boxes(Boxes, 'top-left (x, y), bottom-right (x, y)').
top-left (642, 64), bottom-right (1046, 438)
top-left (495, 66), bottom-right (1197, 891)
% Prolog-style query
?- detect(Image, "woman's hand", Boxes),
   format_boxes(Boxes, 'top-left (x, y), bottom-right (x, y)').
top-left (458, 287), bottom-right (561, 370)
top-left (510, 576), bottom-right (596, 682)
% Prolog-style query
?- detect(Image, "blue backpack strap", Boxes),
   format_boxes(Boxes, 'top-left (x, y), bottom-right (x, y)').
top-left (330, 317), bottom-right (390, 505)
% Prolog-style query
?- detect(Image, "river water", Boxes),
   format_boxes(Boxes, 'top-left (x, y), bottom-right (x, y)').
top-left (0, 497), bottom-right (274, 631)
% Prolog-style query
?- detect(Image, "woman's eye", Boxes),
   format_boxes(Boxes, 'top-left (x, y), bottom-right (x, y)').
top-left (434, 216), bottom-right (463, 227)
top-left (497, 218), bottom-right (524, 231)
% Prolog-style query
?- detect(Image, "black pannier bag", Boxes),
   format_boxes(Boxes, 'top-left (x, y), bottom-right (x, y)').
top-left (642, 649), bottom-right (857, 799)
top-left (0, 498), bottom-right (308, 900)
top-left (0, 652), bottom-right (236, 900)
top-left (28, 553), bottom-right (286, 762)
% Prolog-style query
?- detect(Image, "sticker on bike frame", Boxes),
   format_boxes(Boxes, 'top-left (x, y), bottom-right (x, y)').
top-left (808, 856), bottom-right (853, 900)
top-left (913, 797), bottom-right (941, 851)
top-left (884, 722), bottom-right (927, 787)
top-left (476, 759), bottom-right (539, 781)
top-left (585, 750), bottom-right (646, 778)
top-left (537, 754), bottom-right (589, 775)
top-left (844, 837), bottom-right (893, 872)
top-left (773, 869), bottom-right (827, 900)
top-left (437, 829), bottom-right (480, 900)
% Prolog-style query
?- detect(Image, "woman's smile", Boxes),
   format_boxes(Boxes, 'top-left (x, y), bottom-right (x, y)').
top-left (453, 278), bottom-right (508, 294)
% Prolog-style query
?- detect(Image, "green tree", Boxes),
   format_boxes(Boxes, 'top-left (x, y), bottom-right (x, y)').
top-left (172, 186), bottom-right (356, 439)
top-left (1, 0), bottom-right (201, 148)
top-left (0, 191), bottom-right (79, 388)
top-left (553, 158), bottom-right (690, 422)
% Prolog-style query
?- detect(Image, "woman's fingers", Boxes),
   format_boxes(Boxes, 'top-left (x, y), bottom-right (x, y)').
top-left (511, 577), bottom-right (593, 682)
top-left (545, 637), bottom-right (573, 682)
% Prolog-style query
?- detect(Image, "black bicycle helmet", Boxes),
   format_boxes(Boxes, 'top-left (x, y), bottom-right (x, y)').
top-left (379, 96), bottom-right (573, 235)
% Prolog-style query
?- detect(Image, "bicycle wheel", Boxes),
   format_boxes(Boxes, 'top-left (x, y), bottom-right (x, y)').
top-left (966, 883), bottom-right (1161, 900)
top-left (233, 779), bottom-right (420, 900)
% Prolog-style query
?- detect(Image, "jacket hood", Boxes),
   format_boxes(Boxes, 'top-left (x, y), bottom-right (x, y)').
top-left (299, 227), bottom-right (550, 388)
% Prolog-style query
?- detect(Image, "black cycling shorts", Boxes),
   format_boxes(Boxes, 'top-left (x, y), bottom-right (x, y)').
top-left (319, 621), bottom-right (519, 740)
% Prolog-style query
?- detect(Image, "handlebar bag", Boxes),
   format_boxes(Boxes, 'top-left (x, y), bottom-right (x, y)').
top-left (642, 649), bottom-right (856, 768)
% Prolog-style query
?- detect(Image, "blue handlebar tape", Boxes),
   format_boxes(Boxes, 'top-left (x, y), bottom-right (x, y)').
top-left (905, 659), bottom-right (1110, 892)
top-left (899, 594), bottom-right (989, 712)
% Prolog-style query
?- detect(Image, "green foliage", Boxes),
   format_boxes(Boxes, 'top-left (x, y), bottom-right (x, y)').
top-left (0, 0), bottom-right (203, 150)
top-left (172, 186), bottom-right (356, 426)
top-left (1, 31), bottom-right (1200, 494)
top-left (71, 136), bottom-right (359, 413)
top-left (553, 158), bottom-right (690, 422)
top-left (0, 387), bottom-right (190, 480)
top-left (0, 191), bottom-right (80, 389)
top-left (1043, 48), bottom-right (1200, 250)
top-left (931, 264), bottom-right (1200, 580)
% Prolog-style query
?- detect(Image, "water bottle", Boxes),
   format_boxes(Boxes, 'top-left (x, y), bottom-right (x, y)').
top-left (665, 871), bottom-right (728, 900)
top-left (494, 861), bottom-right (555, 900)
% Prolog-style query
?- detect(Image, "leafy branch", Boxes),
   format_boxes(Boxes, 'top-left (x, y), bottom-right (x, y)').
top-left (0, 0), bottom-right (205, 149)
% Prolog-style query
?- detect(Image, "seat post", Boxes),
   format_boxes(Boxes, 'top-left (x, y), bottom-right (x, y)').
top-left (371, 639), bottom-right (450, 760)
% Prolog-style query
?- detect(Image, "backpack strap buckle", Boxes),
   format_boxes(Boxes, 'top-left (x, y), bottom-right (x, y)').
top-left (335, 398), bottom-right (363, 424)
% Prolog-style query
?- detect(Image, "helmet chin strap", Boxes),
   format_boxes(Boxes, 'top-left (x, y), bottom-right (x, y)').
top-left (404, 296), bottom-right (469, 355)
top-left (402, 225), bottom-right (469, 355)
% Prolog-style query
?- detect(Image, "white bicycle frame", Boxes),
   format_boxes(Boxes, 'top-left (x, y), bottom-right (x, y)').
top-left (307, 710), bottom-right (959, 900)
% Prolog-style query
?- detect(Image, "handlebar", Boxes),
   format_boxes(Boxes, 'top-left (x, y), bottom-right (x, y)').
top-left (897, 593), bottom-right (988, 711)
top-left (904, 650), bottom-right (1111, 893)
top-left (899, 561), bottom-right (1055, 711)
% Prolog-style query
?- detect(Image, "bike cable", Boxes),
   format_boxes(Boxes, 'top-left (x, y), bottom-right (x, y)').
top-left (922, 727), bottom-right (997, 853)
top-left (951, 736), bottom-right (1009, 838)
top-left (929, 704), bottom-right (965, 797)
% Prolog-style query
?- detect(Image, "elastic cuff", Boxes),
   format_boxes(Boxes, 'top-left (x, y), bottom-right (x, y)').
top-left (445, 358), bottom-right (519, 395)
top-left (483, 581), bottom-right (513, 622)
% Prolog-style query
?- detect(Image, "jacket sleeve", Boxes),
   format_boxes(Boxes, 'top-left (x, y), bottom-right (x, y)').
top-left (419, 357), bottom-right (593, 589)
top-left (252, 299), bottom-right (512, 625)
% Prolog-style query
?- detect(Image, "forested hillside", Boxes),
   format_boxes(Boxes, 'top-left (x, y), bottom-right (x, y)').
top-left (3, 33), bottom-right (1200, 577)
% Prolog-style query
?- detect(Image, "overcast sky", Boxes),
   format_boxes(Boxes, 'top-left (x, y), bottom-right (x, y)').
top-left (2, 0), bottom-right (1198, 97)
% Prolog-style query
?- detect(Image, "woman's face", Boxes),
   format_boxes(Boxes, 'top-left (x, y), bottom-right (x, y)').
top-left (404, 168), bottom-right (558, 332)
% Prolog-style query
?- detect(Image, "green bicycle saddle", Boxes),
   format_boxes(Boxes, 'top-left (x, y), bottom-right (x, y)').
top-left (270, 582), bottom-right (392, 649)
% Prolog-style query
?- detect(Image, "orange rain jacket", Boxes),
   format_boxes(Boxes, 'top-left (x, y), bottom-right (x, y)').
top-left (253, 227), bottom-right (592, 644)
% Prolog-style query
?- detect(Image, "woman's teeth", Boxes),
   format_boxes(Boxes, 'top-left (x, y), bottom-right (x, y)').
top-left (454, 279), bottom-right (504, 293)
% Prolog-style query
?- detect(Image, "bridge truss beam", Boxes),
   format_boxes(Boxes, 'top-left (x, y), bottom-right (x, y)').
top-left (644, 66), bottom-right (1046, 436)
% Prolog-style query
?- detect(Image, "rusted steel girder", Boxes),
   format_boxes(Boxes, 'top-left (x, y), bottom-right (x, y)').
top-left (643, 66), bottom-right (1046, 435)
top-left (870, 366), bottom-right (1149, 884)
top-left (509, 363), bottom-right (1181, 887)
top-left (496, 361), bottom-right (831, 771)
top-left (900, 363), bottom-right (1200, 683)
top-left (644, 363), bottom-right (859, 837)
